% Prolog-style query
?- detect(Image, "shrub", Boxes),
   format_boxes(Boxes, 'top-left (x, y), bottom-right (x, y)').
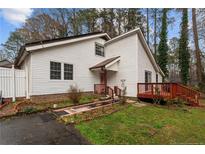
top-left (165, 98), bottom-right (185, 107)
top-left (199, 82), bottom-right (205, 93)
top-left (68, 85), bottom-right (82, 105)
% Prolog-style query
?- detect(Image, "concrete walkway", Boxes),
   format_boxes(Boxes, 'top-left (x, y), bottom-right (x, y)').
top-left (0, 112), bottom-right (90, 145)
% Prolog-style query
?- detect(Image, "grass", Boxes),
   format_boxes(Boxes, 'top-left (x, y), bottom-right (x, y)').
top-left (76, 104), bottom-right (205, 144)
top-left (200, 99), bottom-right (205, 105)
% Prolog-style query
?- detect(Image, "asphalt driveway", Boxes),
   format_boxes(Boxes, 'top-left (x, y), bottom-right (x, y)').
top-left (0, 112), bottom-right (89, 145)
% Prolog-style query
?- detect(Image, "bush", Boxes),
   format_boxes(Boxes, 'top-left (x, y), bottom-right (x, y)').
top-left (199, 82), bottom-right (205, 93)
top-left (165, 98), bottom-right (185, 107)
top-left (68, 85), bottom-right (82, 105)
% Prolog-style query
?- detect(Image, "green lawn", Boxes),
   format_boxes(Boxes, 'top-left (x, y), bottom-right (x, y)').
top-left (76, 104), bottom-right (205, 144)
top-left (200, 99), bottom-right (205, 105)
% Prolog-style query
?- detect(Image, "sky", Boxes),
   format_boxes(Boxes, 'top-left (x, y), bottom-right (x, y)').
top-left (0, 8), bottom-right (182, 48)
top-left (0, 8), bottom-right (33, 47)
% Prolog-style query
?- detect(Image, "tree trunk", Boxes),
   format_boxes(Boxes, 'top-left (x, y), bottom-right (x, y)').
top-left (154, 9), bottom-right (157, 60)
top-left (117, 9), bottom-right (122, 35)
top-left (192, 8), bottom-right (203, 84)
top-left (146, 8), bottom-right (149, 46)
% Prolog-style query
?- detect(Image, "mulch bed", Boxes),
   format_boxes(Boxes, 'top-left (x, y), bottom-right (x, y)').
top-left (59, 103), bottom-right (126, 124)
top-left (0, 99), bottom-right (98, 119)
top-left (0, 102), bottom-right (9, 110)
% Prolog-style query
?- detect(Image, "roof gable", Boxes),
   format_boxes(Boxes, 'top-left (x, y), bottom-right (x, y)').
top-left (15, 32), bottom-right (110, 66)
top-left (0, 59), bottom-right (13, 68)
top-left (15, 28), bottom-right (165, 77)
top-left (105, 28), bottom-right (165, 76)
top-left (90, 56), bottom-right (120, 70)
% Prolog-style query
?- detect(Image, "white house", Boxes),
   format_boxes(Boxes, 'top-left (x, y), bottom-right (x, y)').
top-left (13, 28), bottom-right (164, 100)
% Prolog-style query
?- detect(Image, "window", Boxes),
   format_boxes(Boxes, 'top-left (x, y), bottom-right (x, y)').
top-left (145, 71), bottom-right (152, 91)
top-left (95, 43), bottom-right (104, 57)
top-left (64, 63), bottom-right (73, 80)
top-left (145, 71), bottom-right (152, 83)
top-left (156, 74), bottom-right (158, 83)
top-left (50, 61), bottom-right (61, 80)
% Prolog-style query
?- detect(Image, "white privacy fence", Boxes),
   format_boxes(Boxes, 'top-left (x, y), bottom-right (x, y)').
top-left (0, 66), bottom-right (26, 100)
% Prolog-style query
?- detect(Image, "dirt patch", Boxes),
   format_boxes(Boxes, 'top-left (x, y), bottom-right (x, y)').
top-left (132, 102), bottom-right (147, 107)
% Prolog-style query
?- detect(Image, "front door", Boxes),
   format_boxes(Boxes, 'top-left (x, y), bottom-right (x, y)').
top-left (100, 72), bottom-right (105, 84)
top-left (100, 70), bottom-right (107, 94)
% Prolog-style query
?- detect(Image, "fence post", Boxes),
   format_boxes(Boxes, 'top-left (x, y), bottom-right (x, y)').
top-left (25, 64), bottom-right (30, 99)
top-left (12, 65), bottom-right (16, 102)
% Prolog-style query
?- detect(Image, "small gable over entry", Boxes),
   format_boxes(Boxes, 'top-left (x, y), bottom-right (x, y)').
top-left (89, 56), bottom-right (120, 72)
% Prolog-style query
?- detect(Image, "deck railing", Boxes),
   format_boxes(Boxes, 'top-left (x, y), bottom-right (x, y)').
top-left (94, 84), bottom-right (106, 95)
top-left (176, 83), bottom-right (200, 105)
top-left (114, 86), bottom-right (122, 97)
top-left (94, 84), bottom-right (114, 98)
top-left (137, 83), bottom-right (172, 99)
top-left (137, 83), bottom-right (200, 106)
top-left (107, 86), bottom-right (114, 98)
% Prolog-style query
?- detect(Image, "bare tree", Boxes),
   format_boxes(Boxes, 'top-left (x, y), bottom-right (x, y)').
top-left (192, 8), bottom-right (204, 84)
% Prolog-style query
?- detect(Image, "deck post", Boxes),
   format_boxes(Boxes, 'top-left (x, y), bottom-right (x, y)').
top-left (151, 84), bottom-right (153, 97)
top-left (94, 84), bottom-right (96, 94)
top-left (170, 83), bottom-right (172, 99)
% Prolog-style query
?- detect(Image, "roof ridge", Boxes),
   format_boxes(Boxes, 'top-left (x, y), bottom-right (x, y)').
top-left (25, 31), bottom-right (107, 47)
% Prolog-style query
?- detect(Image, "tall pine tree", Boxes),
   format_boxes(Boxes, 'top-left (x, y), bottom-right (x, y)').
top-left (178, 8), bottom-right (190, 85)
top-left (146, 8), bottom-right (150, 46)
top-left (158, 8), bottom-right (168, 78)
top-left (80, 8), bottom-right (99, 33)
top-left (125, 9), bottom-right (145, 34)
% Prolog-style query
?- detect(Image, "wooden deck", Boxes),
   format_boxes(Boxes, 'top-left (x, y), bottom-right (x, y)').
top-left (137, 83), bottom-right (201, 106)
top-left (93, 83), bottom-right (201, 106)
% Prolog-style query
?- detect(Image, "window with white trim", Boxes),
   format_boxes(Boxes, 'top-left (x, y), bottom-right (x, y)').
top-left (64, 63), bottom-right (73, 80)
top-left (145, 71), bottom-right (152, 83)
top-left (50, 61), bottom-right (61, 80)
top-left (95, 43), bottom-right (104, 57)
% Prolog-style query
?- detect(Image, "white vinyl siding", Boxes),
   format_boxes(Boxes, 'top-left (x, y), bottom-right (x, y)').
top-left (105, 34), bottom-right (138, 97)
top-left (137, 34), bottom-right (157, 84)
top-left (30, 38), bottom-right (106, 96)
